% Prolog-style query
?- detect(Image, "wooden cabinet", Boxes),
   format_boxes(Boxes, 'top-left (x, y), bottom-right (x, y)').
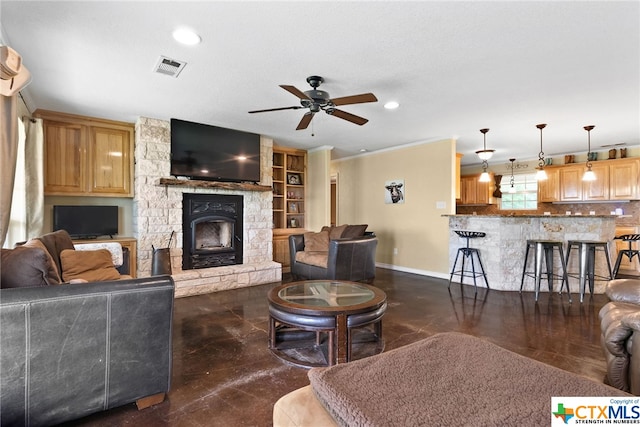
top-left (36, 110), bottom-right (134, 197)
top-left (538, 168), bottom-right (560, 202)
top-left (540, 158), bottom-right (640, 202)
top-left (610, 159), bottom-right (639, 200)
top-left (458, 174), bottom-right (491, 205)
top-left (583, 163), bottom-right (609, 201)
top-left (558, 165), bottom-right (583, 202)
top-left (72, 237), bottom-right (137, 278)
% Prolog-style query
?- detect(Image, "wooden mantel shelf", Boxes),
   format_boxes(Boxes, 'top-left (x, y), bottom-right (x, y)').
top-left (159, 178), bottom-right (272, 192)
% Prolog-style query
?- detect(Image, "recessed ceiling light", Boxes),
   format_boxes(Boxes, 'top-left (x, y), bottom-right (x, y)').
top-left (360, 148), bottom-right (368, 152)
top-left (384, 101), bottom-right (399, 110)
top-left (173, 28), bottom-right (201, 45)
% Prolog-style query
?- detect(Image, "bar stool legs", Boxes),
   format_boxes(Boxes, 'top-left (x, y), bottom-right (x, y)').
top-left (565, 240), bottom-right (613, 303)
top-left (448, 231), bottom-right (489, 293)
top-left (520, 240), bottom-right (571, 303)
top-left (613, 234), bottom-right (640, 278)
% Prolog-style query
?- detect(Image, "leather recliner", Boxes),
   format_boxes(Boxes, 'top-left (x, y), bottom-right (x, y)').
top-left (599, 278), bottom-right (640, 395)
top-left (289, 234), bottom-right (378, 283)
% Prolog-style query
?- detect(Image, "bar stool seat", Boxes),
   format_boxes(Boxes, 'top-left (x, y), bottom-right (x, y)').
top-left (448, 230), bottom-right (489, 293)
top-left (565, 240), bottom-right (613, 303)
top-left (613, 234), bottom-right (640, 278)
top-left (520, 240), bottom-right (571, 303)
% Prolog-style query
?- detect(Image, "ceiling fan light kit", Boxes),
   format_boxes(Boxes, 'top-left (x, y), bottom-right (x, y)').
top-left (249, 75), bottom-right (378, 130)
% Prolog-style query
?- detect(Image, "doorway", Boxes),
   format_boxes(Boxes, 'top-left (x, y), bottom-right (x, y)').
top-left (330, 173), bottom-right (338, 226)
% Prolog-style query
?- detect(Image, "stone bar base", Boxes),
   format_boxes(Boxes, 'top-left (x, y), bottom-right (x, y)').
top-left (172, 262), bottom-right (282, 298)
top-left (446, 214), bottom-right (617, 294)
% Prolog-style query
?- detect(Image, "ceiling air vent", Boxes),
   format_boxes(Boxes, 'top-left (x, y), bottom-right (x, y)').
top-left (154, 56), bottom-right (186, 78)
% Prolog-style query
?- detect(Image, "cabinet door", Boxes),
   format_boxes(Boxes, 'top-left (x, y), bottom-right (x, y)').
top-left (44, 121), bottom-right (87, 194)
top-left (460, 176), bottom-right (476, 204)
top-left (272, 234), bottom-right (291, 273)
top-left (583, 163), bottom-right (609, 201)
top-left (610, 159), bottom-right (638, 200)
top-left (538, 168), bottom-right (559, 202)
top-left (475, 180), bottom-right (490, 204)
top-left (89, 126), bottom-right (133, 196)
top-left (559, 166), bottom-right (583, 201)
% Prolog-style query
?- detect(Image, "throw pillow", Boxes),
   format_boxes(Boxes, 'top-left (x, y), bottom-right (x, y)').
top-left (341, 224), bottom-right (368, 239)
top-left (1, 246), bottom-right (61, 288)
top-left (303, 230), bottom-right (330, 252)
top-left (23, 238), bottom-right (62, 284)
top-left (60, 249), bottom-right (121, 282)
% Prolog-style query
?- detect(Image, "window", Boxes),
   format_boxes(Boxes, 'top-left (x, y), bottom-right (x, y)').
top-left (500, 173), bottom-right (538, 210)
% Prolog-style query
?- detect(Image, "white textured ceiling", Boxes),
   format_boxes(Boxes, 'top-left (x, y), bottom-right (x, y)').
top-left (2, 1), bottom-right (639, 166)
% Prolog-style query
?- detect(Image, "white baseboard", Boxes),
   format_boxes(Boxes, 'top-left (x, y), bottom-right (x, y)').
top-left (375, 262), bottom-right (449, 280)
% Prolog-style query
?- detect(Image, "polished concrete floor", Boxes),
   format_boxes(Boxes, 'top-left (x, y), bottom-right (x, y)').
top-left (66, 268), bottom-right (611, 426)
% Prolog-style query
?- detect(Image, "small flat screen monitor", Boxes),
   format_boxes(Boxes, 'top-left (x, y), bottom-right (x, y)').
top-left (53, 205), bottom-right (118, 239)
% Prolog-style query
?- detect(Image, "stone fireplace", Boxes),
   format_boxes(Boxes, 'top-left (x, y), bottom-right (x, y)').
top-left (182, 193), bottom-right (243, 269)
top-left (133, 117), bottom-right (281, 297)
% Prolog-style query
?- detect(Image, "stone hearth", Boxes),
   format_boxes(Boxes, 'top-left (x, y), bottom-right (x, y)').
top-left (134, 117), bottom-right (281, 297)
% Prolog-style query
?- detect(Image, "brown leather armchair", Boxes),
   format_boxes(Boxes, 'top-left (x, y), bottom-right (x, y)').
top-left (599, 278), bottom-right (640, 395)
top-left (289, 234), bottom-right (378, 283)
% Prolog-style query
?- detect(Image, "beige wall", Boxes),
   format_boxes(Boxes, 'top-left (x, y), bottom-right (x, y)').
top-left (306, 147), bottom-right (332, 231)
top-left (331, 139), bottom-right (456, 277)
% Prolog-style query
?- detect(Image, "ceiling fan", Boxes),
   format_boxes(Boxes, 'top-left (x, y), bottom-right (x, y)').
top-left (248, 76), bottom-right (378, 130)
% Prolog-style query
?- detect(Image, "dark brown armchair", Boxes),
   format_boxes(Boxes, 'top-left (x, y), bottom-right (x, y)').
top-left (289, 233), bottom-right (377, 283)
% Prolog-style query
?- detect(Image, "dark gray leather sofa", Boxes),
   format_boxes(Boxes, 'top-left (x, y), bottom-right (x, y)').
top-left (289, 234), bottom-right (378, 283)
top-left (0, 275), bottom-right (175, 426)
top-left (599, 278), bottom-right (640, 395)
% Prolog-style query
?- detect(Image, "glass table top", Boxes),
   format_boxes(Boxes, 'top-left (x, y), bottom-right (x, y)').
top-left (278, 281), bottom-right (375, 307)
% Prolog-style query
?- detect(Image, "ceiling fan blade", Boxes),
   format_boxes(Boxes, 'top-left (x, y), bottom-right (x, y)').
top-left (328, 109), bottom-right (369, 126)
top-left (296, 112), bottom-right (314, 130)
top-left (331, 93), bottom-right (378, 106)
top-left (280, 85), bottom-right (312, 100)
top-left (248, 106), bottom-right (302, 113)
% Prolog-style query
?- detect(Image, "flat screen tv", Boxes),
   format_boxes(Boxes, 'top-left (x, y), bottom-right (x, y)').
top-left (170, 118), bottom-right (261, 183)
top-left (53, 205), bottom-right (118, 239)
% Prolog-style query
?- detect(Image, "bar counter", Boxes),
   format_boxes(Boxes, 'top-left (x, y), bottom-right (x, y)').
top-left (445, 214), bottom-right (617, 294)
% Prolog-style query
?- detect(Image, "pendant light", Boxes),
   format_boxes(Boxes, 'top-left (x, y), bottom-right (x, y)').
top-left (508, 158), bottom-right (517, 193)
top-left (582, 125), bottom-right (596, 181)
top-left (477, 128), bottom-right (492, 182)
top-left (535, 124), bottom-right (548, 181)
top-left (475, 128), bottom-right (494, 160)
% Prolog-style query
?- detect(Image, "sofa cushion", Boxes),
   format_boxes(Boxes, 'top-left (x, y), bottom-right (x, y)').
top-left (304, 230), bottom-right (330, 252)
top-left (36, 229), bottom-right (75, 275)
top-left (322, 225), bottom-right (348, 240)
top-left (23, 238), bottom-right (62, 283)
top-left (60, 249), bottom-right (121, 282)
top-left (296, 251), bottom-right (329, 268)
top-left (1, 246), bottom-right (61, 288)
top-left (341, 224), bottom-right (368, 239)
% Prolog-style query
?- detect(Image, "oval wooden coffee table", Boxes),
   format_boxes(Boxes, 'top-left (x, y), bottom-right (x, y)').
top-left (268, 280), bottom-right (387, 367)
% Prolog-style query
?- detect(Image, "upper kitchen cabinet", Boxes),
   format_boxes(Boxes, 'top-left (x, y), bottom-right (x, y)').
top-left (538, 158), bottom-right (640, 203)
top-left (458, 174), bottom-right (491, 205)
top-left (36, 110), bottom-right (134, 197)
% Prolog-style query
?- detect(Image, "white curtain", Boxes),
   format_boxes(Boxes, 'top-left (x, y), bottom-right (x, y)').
top-left (3, 116), bottom-right (44, 247)
top-left (0, 95), bottom-right (18, 247)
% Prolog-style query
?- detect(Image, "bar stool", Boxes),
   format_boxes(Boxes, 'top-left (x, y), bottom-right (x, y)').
top-left (613, 234), bottom-right (640, 278)
top-left (565, 240), bottom-right (613, 303)
top-left (448, 231), bottom-right (489, 293)
top-left (520, 240), bottom-right (571, 303)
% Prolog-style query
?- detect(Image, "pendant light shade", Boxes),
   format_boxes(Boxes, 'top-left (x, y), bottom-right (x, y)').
top-left (475, 128), bottom-right (494, 160)
top-left (535, 123), bottom-right (548, 181)
top-left (479, 171), bottom-right (491, 182)
top-left (582, 125), bottom-right (596, 181)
